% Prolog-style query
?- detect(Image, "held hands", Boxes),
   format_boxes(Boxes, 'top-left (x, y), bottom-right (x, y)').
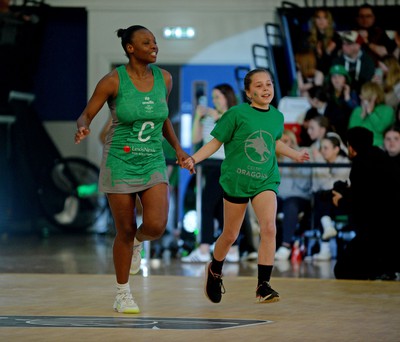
top-left (181, 156), bottom-right (196, 175)
top-left (75, 126), bottom-right (90, 144)
top-left (175, 149), bottom-right (196, 175)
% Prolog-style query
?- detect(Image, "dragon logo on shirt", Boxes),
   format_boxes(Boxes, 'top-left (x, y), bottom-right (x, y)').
top-left (244, 130), bottom-right (273, 164)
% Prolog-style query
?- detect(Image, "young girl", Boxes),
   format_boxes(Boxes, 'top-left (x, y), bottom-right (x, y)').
top-left (311, 133), bottom-right (350, 261)
top-left (325, 64), bottom-right (359, 142)
top-left (182, 84), bottom-right (256, 263)
top-left (183, 69), bottom-right (309, 304)
top-left (275, 130), bottom-right (312, 261)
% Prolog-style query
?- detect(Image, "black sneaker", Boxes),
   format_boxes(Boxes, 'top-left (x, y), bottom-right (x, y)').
top-left (256, 281), bottom-right (280, 303)
top-left (204, 262), bottom-right (225, 303)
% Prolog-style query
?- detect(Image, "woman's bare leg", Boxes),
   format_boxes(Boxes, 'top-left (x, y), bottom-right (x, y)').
top-left (107, 193), bottom-right (137, 284)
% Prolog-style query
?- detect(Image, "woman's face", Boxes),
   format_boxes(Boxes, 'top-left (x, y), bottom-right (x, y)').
top-left (320, 139), bottom-right (339, 162)
top-left (307, 119), bottom-right (326, 140)
top-left (331, 74), bottom-right (346, 90)
top-left (212, 88), bottom-right (228, 114)
top-left (315, 10), bottom-right (329, 31)
top-left (129, 29), bottom-right (158, 63)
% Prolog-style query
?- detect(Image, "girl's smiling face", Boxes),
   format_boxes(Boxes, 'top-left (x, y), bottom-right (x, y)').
top-left (246, 70), bottom-right (274, 109)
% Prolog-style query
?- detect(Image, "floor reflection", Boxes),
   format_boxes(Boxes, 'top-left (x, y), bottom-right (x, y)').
top-left (0, 231), bottom-right (336, 279)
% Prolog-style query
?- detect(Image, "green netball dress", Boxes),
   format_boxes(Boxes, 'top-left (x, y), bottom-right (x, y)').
top-left (211, 103), bottom-right (284, 197)
top-left (99, 65), bottom-right (169, 193)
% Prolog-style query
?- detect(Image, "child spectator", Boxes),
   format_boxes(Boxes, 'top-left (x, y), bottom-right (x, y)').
top-left (311, 133), bottom-right (350, 261)
top-left (275, 130), bottom-right (312, 261)
top-left (348, 81), bottom-right (395, 148)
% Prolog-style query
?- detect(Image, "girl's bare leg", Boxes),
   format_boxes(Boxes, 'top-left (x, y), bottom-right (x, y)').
top-left (251, 191), bottom-right (277, 265)
top-left (213, 200), bottom-right (247, 261)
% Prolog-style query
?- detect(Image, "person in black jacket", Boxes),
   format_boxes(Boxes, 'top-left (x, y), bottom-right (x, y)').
top-left (332, 127), bottom-right (398, 280)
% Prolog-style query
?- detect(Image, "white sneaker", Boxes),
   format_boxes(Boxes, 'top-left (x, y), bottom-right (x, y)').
top-left (130, 243), bottom-right (142, 274)
top-left (313, 241), bottom-right (331, 261)
top-left (241, 251), bottom-right (258, 262)
top-left (275, 246), bottom-right (291, 261)
top-left (113, 292), bottom-right (140, 314)
top-left (181, 248), bottom-right (211, 263)
top-left (226, 248), bottom-right (240, 263)
top-left (321, 216), bottom-right (337, 240)
top-left (54, 196), bottom-right (79, 224)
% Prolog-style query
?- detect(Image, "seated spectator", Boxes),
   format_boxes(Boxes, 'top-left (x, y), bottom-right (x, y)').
top-left (293, 50), bottom-right (324, 97)
top-left (332, 30), bottom-right (375, 94)
top-left (383, 126), bottom-right (400, 211)
top-left (355, 3), bottom-right (396, 65)
top-left (311, 133), bottom-right (350, 261)
top-left (298, 110), bottom-right (317, 147)
top-left (333, 127), bottom-right (398, 280)
top-left (348, 81), bottom-right (395, 148)
top-left (275, 130), bottom-right (312, 261)
top-left (324, 65), bottom-right (359, 142)
top-left (297, 87), bottom-right (330, 147)
top-left (306, 83), bottom-right (356, 145)
top-left (307, 8), bottom-right (342, 74)
top-left (383, 125), bottom-right (400, 168)
top-left (307, 114), bottom-right (332, 155)
top-left (373, 55), bottom-right (400, 110)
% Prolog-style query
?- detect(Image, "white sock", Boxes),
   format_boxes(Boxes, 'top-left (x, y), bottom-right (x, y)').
top-left (116, 282), bottom-right (130, 294)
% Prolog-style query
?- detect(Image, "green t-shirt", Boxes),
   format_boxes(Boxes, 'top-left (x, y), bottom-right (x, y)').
top-left (211, 103), bottom-right (284, 197)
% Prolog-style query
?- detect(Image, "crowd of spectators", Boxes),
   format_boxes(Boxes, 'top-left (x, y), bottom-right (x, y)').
top-left (275, 3), bottom-right (399, 279)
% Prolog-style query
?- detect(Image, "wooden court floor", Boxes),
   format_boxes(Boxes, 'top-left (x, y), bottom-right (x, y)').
top-left (1, 273), bottom-right (399, 342)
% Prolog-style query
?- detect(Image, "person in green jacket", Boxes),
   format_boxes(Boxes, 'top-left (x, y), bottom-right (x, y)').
top-left (348, 81), bottom-right (394, 147)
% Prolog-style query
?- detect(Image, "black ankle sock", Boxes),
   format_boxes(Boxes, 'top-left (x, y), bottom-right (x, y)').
top-left (211, 257), bottom-right (224, 275)
top-left (258, 264), bottom-right (273, 285)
